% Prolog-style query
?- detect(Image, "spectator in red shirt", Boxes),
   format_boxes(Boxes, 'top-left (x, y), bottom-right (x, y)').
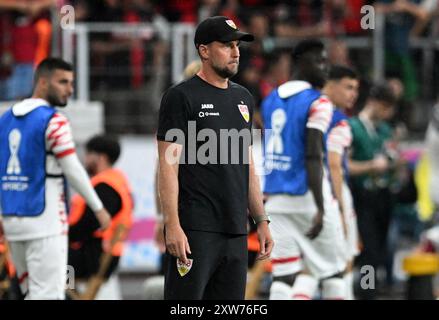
top-left (0, 0), bottom-right (53, 101)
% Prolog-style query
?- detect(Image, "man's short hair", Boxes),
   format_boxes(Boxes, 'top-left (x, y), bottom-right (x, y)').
top-left (368, 83), bottom-right (397, 106)
top-left (328, 65), bottom-right (358, 81)
top-left (292, 39), bottom-right (324, 62)
top-left (34, 57), bottom-right (73, 84)
top-left (86, 135), bottom-right (121, 165)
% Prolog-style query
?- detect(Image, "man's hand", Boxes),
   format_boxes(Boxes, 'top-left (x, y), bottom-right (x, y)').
top-left (256, 221), bottom-right (274, 260)
top-left (165, 222), bottom-right (191, 264)
top-left (306, 211), bottom-right (324, 239)
top-left (372, 155), bottom-right (389, 174)
top-left (95, 208), bottom-right (111, 230)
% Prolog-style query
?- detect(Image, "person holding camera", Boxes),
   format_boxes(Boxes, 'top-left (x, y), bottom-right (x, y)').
top-left (348, 83), bottom-right (398, 300)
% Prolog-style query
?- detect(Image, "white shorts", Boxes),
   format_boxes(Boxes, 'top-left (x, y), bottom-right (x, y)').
top-left (423, 225), bottom-right (439, 252)
top-left (341, 182), bottom-right (360, 261)
top-left (9, 234), bottom-right (67, 300)
top-left (267, 194), bottom-right (347, 279)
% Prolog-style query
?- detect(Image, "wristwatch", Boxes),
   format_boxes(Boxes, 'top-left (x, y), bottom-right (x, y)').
top-left (253, 214), bottom-right (271, 225)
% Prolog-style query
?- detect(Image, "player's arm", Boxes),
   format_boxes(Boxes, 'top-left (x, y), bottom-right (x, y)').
top-left (328, 151), bottom-right (346, 236)
top-left (154, 159), bottom-right (165, 253)
top-left (59, 155), bottom-right (111, 230)
top-left (47, 113), bottom-right (111, 230)
top-left (305, 128), bottom-right (325, 239)
top-left (248, 146), bottom-right (273, 260)
top-left (156, 87), bottom-right (192, 263)
top-left (69, 183), bottom-right (121, 241)
top-left (158, 141), bottom-right (191, 264)
top-left (305, 97), bottom-right (333, 239)
top-left (348, 158), bottom-right (374, 175)
top-left (348, 156), bottom-right (389, 176)
top-left (328, 150), bottom-right (344, 210)
top-left (327, 122), bottom-right (352, 237)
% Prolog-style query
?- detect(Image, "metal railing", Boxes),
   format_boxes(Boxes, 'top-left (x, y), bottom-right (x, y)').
top-left (60, 16), bottom-right (439, 133)
top-left (63, 15), bottom-right (439, 102)
top-left (62, 23), bottom-right (160, 102)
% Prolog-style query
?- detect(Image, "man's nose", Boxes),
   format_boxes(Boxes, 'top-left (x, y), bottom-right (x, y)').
top-left (232, 45), bottom-right (240, 58)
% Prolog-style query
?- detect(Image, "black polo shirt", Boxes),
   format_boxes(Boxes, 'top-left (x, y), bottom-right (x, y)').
top-left (157, 75), bottom-right (254, 235)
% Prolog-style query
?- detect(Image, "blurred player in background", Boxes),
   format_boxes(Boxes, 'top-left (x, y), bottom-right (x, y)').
top-left (322, 65), bottom-right (360, 299)
top-left (263, 39), bottom-right (346, 300)
top-left (348, 83), bottom-right (397, 299)
top-left (0, 58), bottom-right (110, 299)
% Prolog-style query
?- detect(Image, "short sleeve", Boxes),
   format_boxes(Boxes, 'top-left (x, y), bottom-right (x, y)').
top-left (306, 96), bottom-right (333, 133)
top-left (327, 120), bottom-right (352, 155)
top-left (157, 87), bottom-right (191, 144)
top-left (45, 112), bottom-right (76, 158)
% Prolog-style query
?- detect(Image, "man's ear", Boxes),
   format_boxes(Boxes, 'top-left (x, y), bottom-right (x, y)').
top-left (37, 76), bottom-right (49, 91)
top-left (198, 45), bottom-right (209, 60)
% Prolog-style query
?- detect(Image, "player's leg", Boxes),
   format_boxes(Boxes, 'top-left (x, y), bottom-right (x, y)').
top-left (26, 234), bottom-right (67, 300)
top-left (289, 272), bottom-right (319, 300)
top-left (269, 213), bottom-right (306, 300)
top-left (321, 273), bottom-right (346, 300)
top-left (343, 183), bottom-right (359, 300)
top-left (301, 200), bottom-right (347, 299)
top-left (285, 212), bottom-right (328, 300)
top-left (164, 230), bottom-right (220, 300)
top-left (344, 260), bottom-right (355, 300)
top-left (354, 189), bottom-right (383, 299)
top-left (203, 234), bottom-right (247, 300)
top-left (7, 240), bottom-right (28, 298)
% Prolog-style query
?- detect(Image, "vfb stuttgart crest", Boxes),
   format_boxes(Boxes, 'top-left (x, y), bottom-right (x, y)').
top-left (225, 19), bottom-right (237, 29)
top-left (238, 102), bottom-right (250, 123)
top-left (177, 258), bottom-right (193, 277)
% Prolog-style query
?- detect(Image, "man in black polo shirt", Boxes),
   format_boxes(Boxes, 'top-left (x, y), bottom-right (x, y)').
top-left (157, 16), bottom-right (273, 300)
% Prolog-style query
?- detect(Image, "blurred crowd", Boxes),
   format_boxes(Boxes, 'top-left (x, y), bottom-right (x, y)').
top-left (1, 0), bottom-right (438, 105)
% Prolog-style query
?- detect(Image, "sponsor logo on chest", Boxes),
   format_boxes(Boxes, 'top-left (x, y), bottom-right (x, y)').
top-left (199, 103), bottom-right (219, 118)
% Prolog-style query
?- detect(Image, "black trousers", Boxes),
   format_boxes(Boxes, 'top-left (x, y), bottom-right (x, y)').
top-left (164, 230), bottom-right (248, 300)
top-left (352, 185), bottom-right (394, 299)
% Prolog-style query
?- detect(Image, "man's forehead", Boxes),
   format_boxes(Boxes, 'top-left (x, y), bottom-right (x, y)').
top-left (340, 77), bottom-right (359, 85)
top-left (51, 69), bottom-right (73, 78)
top-left (209, 39), bottom-right (240, 46)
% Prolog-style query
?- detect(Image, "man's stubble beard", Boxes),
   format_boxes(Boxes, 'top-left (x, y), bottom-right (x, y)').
top-left (212, 63), bottom-right (238, 80)
top-left (47, 85), bottom-right (68, 107)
